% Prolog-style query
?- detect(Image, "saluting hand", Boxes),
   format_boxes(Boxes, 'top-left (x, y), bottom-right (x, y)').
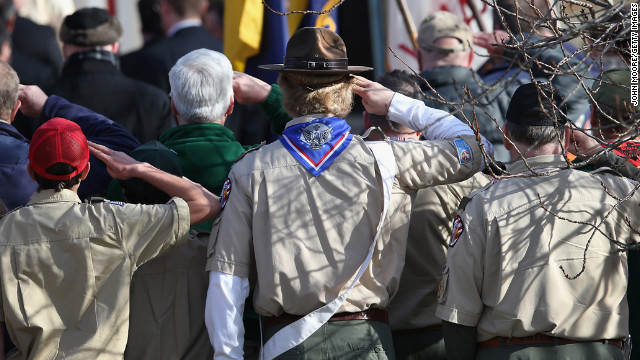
top-left (351, 76), bottom-right (395, 116)
top-left (88, 141), bottom-right (141, 180)
top-left (232, 71), bottom-right (272, 105)
top-left (18, 85), bottom-right (48, 118)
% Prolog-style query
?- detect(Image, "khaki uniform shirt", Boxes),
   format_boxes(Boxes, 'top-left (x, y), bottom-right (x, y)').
top-left (125, 231), bottom-right (212, 360)
top-left (388, 173), bottom-right (490, 330)
top-left (0, 189), bottom-right (190, 359)
top-left (436, 155), bottom-right (637, 341)
top-left (207, 114), bottom-right (483, 317)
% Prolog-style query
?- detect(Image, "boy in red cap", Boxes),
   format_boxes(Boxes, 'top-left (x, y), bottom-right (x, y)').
top-left (0, 117), bottom-right (219, 359)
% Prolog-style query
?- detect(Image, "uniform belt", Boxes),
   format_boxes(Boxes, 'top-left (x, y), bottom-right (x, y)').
top-left (261, 308), bottom-right (389, 330)
top-left (478, 334), bottom-right (623, 351)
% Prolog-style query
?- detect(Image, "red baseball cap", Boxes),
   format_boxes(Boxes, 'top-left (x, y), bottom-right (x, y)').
top-left (28, 117), bottom-right (90, 181)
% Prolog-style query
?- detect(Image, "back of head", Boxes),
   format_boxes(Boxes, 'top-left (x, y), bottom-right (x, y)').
top-left (0, 61), bottom-right (18, 121)
top-left (121, 141), bottom-right (182, 205)
top-left (28, 117), bottom-right (90, 192)
top-left (260, 27), bottom-right (372, 119)
top-left (506, 82), bottom-right (567, 147)
top-left (368, 70), bottom-right (421, 135)
top-left (168, 48), bottom-right (233, 124)
top-left (417, 11), bottom-right (471, 54)
top-left (59, 7), bottom-right (122, 46)
top-left (591, 68), bottom-right (638, 138)
top-left (138, 0), bottom-right (163, 39)
top-left (165, 0), bottom-right (204, 18)
top-left (417, 12), bottom-right (472, 70)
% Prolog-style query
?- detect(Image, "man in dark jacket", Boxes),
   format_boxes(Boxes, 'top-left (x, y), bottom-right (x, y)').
top-left (416, 11), bottom-right (508, 161)
top-left (0, 61), bottom-right (36, 210)
top-left (121, 0), bottom-right (222, 93)
top-left (43, 7), bottom-right (176, 144)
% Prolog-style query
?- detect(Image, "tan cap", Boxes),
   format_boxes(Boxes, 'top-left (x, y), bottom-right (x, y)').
top-left (417, 11), bottom-right (472, 53)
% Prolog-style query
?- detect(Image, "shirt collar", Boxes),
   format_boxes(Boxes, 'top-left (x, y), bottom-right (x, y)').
top-left (506, 154), bottom-right (569, 174)
top-left (167, 19), bottom-right (203, 37)
top-left (28, 189), bottom-right (82, 206)
top-left (285, 114), bottom-right (333, 128)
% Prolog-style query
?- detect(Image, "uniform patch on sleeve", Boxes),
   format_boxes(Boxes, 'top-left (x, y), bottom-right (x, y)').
top-left (454, 138), bottom-right (473, 165)
top-left (220, 178), bottom-right (232, 209)
top-left (449, 215), bottom-right (464, 247)
top-left (108, 201), bottom-right (125, 206)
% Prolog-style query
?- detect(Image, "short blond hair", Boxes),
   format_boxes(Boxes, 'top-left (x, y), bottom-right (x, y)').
top-left (278, 74), bottom-right (354, 119)
top-left (0, 61), bottom-right (18, 121)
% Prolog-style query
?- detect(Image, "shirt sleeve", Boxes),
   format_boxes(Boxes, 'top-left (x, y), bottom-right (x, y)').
top-left (116, 197), bottom-right (191, 268)
top-left (260, 84), bottom-right (291, 136)
top-left (206, 169), bottom-right (254, 278)
top-left (392, 135), bottom-right (483, 190)
top-left (388, 93), bottom-right (494, 159)
top-left (435, 204), bottom-right (486, 327)
top-left (206, 271), bottom-right (250, 360)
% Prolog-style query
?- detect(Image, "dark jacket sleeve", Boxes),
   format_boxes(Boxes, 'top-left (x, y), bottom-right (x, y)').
top-left (259, 84), bottom-right (291, 136)
top-left (41, 95), bottom-right (141, 199)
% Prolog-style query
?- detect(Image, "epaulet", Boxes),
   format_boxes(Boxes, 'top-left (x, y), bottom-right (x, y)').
top-left (589, 166), bottom-right (639, 186)
top-left (0, 205), bottom-right (25, 221)
top-left (86, 197), bottom-right (126, 207)
top-left (233, 142), bottom-right (265, 165)
top-left (457, 180), bottom-right (496, 211)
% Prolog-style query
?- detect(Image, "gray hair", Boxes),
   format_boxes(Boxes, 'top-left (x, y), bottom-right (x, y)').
top-left (168, 49), bottom-right (233, 124)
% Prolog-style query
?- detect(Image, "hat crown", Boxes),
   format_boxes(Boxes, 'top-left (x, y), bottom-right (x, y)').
top-left (60, 7), bottom-right (122, 46)
top-left (418, 11), bottom-right (472, 53)
top-left (285, 27), bottom-right (347, 61)
top-left (28, 118), bottom-right (89, 181)
top-left (506, 83), bottom-right (567, 126)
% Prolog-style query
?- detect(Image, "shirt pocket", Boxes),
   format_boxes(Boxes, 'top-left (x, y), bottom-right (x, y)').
top-left (13, 238), bottom-right (98, 331)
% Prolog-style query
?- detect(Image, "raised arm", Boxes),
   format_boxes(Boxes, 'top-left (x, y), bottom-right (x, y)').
top-left (233, 71), bottom-right (290, 135)
top-left (353, 76), bottom-right (494, 157)
top-left (88, 141), bottom-right (220, 226)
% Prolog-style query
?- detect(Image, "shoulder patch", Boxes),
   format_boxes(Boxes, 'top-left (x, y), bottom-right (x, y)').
top-left (233, 142), bottom-right (265, 165)
top-left (220, 178), bottom-right (232, 209)
top-left (449, 215), bottom-right (464, 247)
top-left (454, 138), bottom-right (473, 165)
top-left (108, 201), bottom-right (126, 207)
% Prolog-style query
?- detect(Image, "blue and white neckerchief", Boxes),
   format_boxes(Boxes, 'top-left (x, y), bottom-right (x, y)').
top-left (280, 117), bottom-right (353, 177)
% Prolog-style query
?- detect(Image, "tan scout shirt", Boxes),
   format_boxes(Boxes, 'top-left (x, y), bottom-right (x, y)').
top-left (125, 230), bottom-right (212, 360)
top-left (207, 114), bottom-right (484, 317)
top-left (388, 173), bottom-right (490, 330)
top-left (0, 189), bottom-right (190, 359)
top-left (436, 155), bottom-right (638, 341)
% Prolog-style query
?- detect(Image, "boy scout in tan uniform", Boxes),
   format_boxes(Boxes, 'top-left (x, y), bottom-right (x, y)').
top-left (0, 108), bottom-right (219, 358)
top-left (205, 27), bottom-right (494, 359)
top-left (436, 82), bottom-right (636, 360)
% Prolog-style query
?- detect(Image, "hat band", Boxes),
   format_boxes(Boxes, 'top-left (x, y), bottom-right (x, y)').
top-left (284, 57), bottom-right (348, 70)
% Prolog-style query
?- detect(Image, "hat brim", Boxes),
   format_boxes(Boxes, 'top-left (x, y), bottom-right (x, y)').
top-left (258, 64), bottom-right (373, 74)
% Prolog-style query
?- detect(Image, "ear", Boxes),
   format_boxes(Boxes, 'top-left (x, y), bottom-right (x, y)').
top-left (26, 163), bottom-right (36, 181)
top-left (562, 125), bottom-right (571, 151)
top-left (8, 99), bottom-right (20, 124)
top-left (170, 97), bottom-right (178, 116)
top-left (363, 111), bottom-right (371, 129)
top-left (589, 103), bottom-right (599, 129)
top-left (225, 95), bottom-right (234, 116)
top-left (111, 41), bottom-right (120, 55)
top-left (502, 123), bottom-right (512, 150)
top-left (79, 163), bottom-right (90, 180)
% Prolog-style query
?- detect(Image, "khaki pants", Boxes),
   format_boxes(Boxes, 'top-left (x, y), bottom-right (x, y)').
top-left (262, 319), bottom-right (395, 359)
top-left (476, 342), bottom-right (624, 360)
